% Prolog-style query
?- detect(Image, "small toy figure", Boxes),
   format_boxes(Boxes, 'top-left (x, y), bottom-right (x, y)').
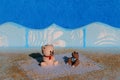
top-left (67, 51), bottom-right (80, 67)
top-left (40, 44), bottom-right (58, 67)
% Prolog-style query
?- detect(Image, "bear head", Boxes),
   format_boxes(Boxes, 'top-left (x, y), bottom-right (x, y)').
top-left (41, 44), bottom-right (54, 56)
top-left (72, 51), bottom-right (79, 59)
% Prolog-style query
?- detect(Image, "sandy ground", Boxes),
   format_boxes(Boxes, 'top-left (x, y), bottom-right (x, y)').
top-left (0, 48), bottom-right (120, 80)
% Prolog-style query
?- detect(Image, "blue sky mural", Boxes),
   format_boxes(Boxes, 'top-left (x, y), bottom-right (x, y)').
top-left (0, 0), bottom-right (120, 29)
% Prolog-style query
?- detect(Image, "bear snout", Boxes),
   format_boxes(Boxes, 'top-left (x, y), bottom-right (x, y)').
top-left (50, 51), bottom-right (54, 56)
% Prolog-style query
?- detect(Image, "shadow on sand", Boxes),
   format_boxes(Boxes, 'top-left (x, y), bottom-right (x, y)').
top-left (29, 53), bottom-right (43, 65)
top-left (63, 56), bottom-right (69, 64)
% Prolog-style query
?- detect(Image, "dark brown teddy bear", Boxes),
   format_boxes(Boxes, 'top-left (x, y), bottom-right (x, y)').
top-left (67, 51), bottom-right (80, 67)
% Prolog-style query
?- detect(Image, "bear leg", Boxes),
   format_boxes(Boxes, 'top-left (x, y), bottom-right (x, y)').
top-left (72, 59), bottom-right (80, 67)
top-left (54, 61), bottom-right (58, 66)
top-left (41, 62), bottom-right (47, 67)
top-left (67, 58), bottom-right (72, 66)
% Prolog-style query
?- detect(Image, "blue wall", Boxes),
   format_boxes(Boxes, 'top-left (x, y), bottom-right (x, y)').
top-left (0, 0), bottom-right (120, 29)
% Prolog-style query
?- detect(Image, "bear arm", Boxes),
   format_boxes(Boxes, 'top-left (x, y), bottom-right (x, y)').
top-left (52, 56), bottom-right (55, 61)
top-left (43, 57), bottom-right (49, 62)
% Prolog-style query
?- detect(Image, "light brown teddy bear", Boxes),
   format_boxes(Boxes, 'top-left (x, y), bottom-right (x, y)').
top-left (67, 51), bottom-right (80, 67)
top-left (40, 44), bottom-right (58, 67)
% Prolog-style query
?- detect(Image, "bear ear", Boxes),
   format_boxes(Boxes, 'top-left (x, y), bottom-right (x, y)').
top-left (74, 51), bottom-right (78, 54)
top-left (72, 52), bottom-right (74, 56)
top-left (41, 46), bottom-right (45, 49)
top-left (50, 44), bottom-right (53, 47)
top-left (45, 44), bottom-right (48, 46)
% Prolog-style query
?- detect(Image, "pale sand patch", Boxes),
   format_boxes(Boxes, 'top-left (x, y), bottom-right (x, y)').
top-left (17, 53), bottom-right (103, 80)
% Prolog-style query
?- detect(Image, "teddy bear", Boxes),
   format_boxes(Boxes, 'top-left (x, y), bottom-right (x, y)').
top-left (40, 44), bottom-right (58, 67)
top-left (67, 51), bottom-right (80, 67)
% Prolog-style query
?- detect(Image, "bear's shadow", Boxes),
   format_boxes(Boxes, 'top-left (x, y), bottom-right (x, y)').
top-left (29, 53), bottom-right (43, 65)
top-left (63, 56), bottom-right (69, 64)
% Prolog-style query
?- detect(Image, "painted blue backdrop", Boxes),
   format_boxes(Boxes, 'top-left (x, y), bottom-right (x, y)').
top-left (0, 0), bottom-right (120, 29)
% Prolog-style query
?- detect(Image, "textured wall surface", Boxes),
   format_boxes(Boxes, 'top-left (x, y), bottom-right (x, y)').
top-left (0, 22), bottom-right (120, 48)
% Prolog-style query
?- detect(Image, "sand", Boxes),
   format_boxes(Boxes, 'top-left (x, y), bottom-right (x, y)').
top-left (0, 48), bottom-right (120, 80)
